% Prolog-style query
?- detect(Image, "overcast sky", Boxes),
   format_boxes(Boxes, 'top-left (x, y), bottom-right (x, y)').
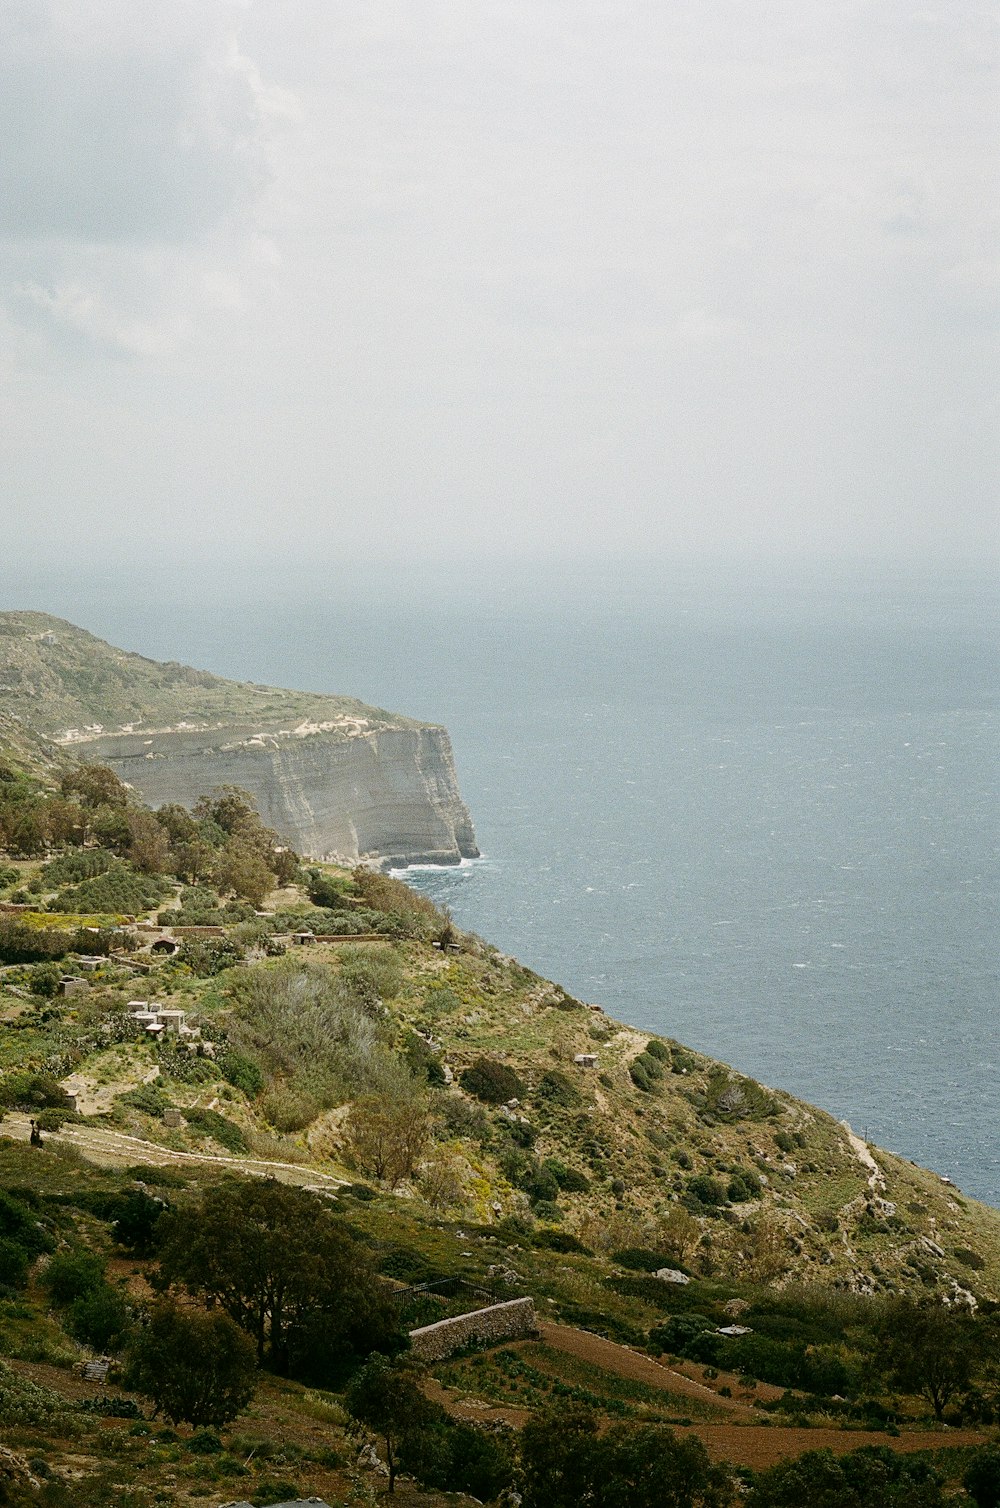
top-left (1, 0), bottom-right (997, 589)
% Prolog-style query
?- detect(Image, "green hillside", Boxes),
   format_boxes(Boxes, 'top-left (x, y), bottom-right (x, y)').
top-left (0, 612), bottom-right (415, 739)
top-left (0, 757), bottom-right (996, 1504)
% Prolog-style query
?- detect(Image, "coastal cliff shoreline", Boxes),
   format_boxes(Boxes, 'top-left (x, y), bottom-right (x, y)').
top-left (0, 612), bottom-right (479, 868)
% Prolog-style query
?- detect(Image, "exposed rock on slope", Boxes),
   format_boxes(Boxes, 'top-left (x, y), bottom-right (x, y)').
top-left (0, 612), bottom-right (479, 866)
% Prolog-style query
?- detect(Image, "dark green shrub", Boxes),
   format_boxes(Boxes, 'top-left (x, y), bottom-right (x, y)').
top-left (533, 1229), bottom-right (591, 1254)
top-left (45, 1251), bottom-right (105, 1305)
top-left (68, 1283), bottom-right (132, 1352)
top-left (544, 1158), bottom-right (589, 1193)
top-left (526, 1166), bottom-right (560, 1204)
top-left (537, 1070), bottom-right (581, 1107)
top-left (305, 870), bottom-right (351, 910)
top-left (181, 1107), bottom-right (248, 1155)
top-left (686, 1175), bottom-right (727, 1207)
top-left (0, 1190), bottom-right (53, 1262)
top-left (0, 1239), bottom-right (30, 1288)
top-left (955, 1247), bottom-right (986, 1270)
top-left (629, 1052), bottom-right (664, 1093)
top-left (614, 1247), bottom-right (682, 1273)
top-left (34, 1108), bottom-right (77, 1132)
top-left (119, 1083), bottom-right (171, 1118)
top-left (0, 1071), bottom-right (72, 1111)
top-left (110, 1190), bottom-right (166, 1255)
top-left (28, 963), bottom-right (64, 997)
top-left (441, 1422), bottom-right (514, 1500)
top-left (0, 921), bottom-right (74, 964)
top-left (460, 1057), bottom-right (525, 1104)
top-left (188, 1429), bottom-right (224, 1455)
top-left (649, 1314), bottom-right (714, 1355)
top-left (727, 1168), bottom-right (762, 1202)
top-left (218, 1050), bottom-right (265, 1097)
top-left (966, 1444), bottom-right (1000, 1508)
top-left (645, 1039), bottom-right (670, 1062)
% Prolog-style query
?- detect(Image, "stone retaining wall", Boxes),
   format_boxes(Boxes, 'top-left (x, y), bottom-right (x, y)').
top-left (408, 1297), bottom-right (537, 1362)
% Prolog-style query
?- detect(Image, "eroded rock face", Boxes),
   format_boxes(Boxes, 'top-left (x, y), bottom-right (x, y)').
top-left (0, 612), bottom-right (479, 867)
top-left (84, 721), bottom-right (479, 866)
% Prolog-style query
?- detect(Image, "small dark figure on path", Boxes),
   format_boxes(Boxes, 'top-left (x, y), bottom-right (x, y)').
top-left (29, 1120), bottom-right (42, 1147)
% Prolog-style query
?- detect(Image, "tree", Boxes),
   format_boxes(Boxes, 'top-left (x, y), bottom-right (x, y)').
top-left (125, 1302), bottom-right (257, 1428)
top-left (748, 1445), bottom-right (945, 1508)
top-left (520, 1402), bottom-right (603, 1508)
top-left (126, 809), bottom-right (171, 875)
top-left (155, 1178), bottom-right (401, 1377)
top-left (154, 803), bottom-right (199, 844)
top-left (213, 840), bottom-right (273, 908)
top-left (651, 1206), bottom-right (700, 1266)
top-left (520, 1405), bottom-right (733, 1508)
top-left (875, 1298), bottom-right (983, 1420)
top-left (345, 1355), bottom-right (438, 1494)
top-left (171, 838), bottom-right (216, 883)
top-left (348, 1087), bottom-right (431, 1189)
top-left (597, 1422), bottom-right (734, 1508)
top-left (61, 765), bottom-right (128, 812)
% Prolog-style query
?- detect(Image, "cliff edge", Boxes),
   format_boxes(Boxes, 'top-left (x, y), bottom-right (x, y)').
top-left (0, 612), bottom-right (479, 866)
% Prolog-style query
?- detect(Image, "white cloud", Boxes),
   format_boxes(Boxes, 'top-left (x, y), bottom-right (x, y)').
top-left (0, 0), bottom-right (298, 352)
top-left (0, 0), bottom-right (995, 571)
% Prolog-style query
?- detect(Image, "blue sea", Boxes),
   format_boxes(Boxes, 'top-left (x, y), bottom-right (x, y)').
top-left (11, 563), bottom-right (1000, 1202)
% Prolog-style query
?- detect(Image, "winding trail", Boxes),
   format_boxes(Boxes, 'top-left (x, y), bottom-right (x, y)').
top-left (0, 1113), bottom-right (345, 1190)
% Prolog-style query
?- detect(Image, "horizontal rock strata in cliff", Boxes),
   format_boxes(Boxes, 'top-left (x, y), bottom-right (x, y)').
top-left (81, 721), bottom-right (479, 866)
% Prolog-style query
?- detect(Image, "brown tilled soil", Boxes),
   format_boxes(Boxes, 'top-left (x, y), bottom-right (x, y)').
top-left (537, 1321), bottom-right (759, 1415)
top-left (432, 1324), bottom-right (991, 1471)
top-left (687, 1423), bottom-right (990, 1470)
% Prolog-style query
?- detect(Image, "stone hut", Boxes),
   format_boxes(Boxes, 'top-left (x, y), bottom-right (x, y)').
top-left (156, 1008), bottom-right (186, 1035)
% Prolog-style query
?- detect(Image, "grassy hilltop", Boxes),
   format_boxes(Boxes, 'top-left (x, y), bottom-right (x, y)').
top-left (0, 741), bottom-right (997, 1504)
top-left (0, 611), bottom-right (416, 739)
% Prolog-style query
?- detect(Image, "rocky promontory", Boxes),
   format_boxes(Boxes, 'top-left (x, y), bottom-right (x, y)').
top-left (0, 612), bottom-right (479, 866)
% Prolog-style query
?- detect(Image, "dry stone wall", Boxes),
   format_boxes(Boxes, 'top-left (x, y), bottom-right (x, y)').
top-left (408, 1297), bottom-right (537, 1362)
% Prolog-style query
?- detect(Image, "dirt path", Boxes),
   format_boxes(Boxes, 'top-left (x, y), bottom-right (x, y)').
top-left (0, 1113), bottom-right (345, 1191)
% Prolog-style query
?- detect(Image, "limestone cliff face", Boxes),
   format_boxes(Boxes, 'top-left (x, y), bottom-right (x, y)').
top-left (83, 722), bottom-right (480, 866)
top-left (0, 612), bottom-right (479, 866)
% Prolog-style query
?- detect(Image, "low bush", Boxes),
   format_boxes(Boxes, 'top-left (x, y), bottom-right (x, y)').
top-left (119, 1083), bottom-right (171, 1118)
top-left (686, 1175), bottom-right (728, 1208)
top-left (0, 1071), bottom-right (72, 1111)
top-left (537, 1069), bottom-right (581, 1107)
top-left (181, 1107), bottom-right (248, 1154)
top-left (218, 1049), bottom-right (266, 1097)
top-left (460, 1057), bottom-right (525, 1104)
top-left (533, 1228), bottom-right (591, 1254)
top-left (630, 1051), bottom-right (664, 1093)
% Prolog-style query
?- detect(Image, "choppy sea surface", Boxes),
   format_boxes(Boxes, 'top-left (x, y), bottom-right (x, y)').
top-left (25, 570), bottom-right (1000, 1203)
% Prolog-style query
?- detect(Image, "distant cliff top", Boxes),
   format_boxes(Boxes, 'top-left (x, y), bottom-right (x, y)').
top-left (0, 611), bottom-right (425, 744)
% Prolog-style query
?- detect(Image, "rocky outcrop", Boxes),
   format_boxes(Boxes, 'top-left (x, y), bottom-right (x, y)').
top-left (0, 612), bottom-right (478, 866)
top-left (81, 720), bottom-right (479, 866)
